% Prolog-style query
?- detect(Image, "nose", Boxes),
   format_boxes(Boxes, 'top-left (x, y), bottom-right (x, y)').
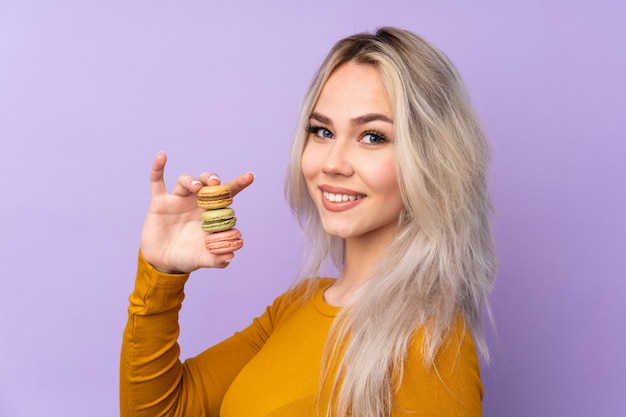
top-left (321, 139), bottom-right (353, 176)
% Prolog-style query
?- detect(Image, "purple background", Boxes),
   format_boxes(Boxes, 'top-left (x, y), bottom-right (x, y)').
top-left (1, 1), bottom-right (624, 416)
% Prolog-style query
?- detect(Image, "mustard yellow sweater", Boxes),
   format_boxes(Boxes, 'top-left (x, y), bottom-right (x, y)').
top-left (120, 253), bottom-right (483, 416)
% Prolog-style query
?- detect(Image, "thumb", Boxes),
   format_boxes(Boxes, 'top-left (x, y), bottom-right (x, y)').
top-left (227, 172), bottom-right (255, 197)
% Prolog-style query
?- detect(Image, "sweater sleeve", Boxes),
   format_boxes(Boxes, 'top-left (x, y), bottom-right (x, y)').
top-left (393, 318), bottom-right (483, 416)
top-left (119, 252), bottom-right (272, 417)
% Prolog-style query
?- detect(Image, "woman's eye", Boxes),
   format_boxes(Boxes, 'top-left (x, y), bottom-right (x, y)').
top-left (317, 128), bottom-right (333, 139)
top-left (362, 132), bottom-right (387, 144)
top-left (307, 125), bottom-right (334, 139)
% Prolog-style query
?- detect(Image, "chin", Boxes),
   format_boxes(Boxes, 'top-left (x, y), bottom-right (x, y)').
top-left (320, 222), bottom-right (352, 239)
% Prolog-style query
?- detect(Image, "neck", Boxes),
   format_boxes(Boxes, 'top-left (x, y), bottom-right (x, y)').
top-left (324, 226), bottom-right (396, 306)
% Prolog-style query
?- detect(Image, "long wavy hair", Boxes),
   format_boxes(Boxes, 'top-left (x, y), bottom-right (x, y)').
top-left (285, 27), bottom-right (497, 417)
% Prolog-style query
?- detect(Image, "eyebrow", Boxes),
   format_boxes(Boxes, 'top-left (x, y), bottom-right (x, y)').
top-left (309, 112), bottom-right (393, 126)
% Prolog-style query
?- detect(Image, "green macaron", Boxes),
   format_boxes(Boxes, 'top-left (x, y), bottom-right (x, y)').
top-left (201, 207), bottom-right (237, 233)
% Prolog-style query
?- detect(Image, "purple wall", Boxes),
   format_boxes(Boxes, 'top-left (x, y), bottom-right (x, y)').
top-left (1, 1), bottom-right (624, 416)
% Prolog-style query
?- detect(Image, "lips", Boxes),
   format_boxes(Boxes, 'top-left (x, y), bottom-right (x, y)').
top-left (319, 185), bottom-right (365, 212)
top-left (323, 191), bottom-right (365, 202)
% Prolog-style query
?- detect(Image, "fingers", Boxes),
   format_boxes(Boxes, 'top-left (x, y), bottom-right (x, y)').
top-left (186, 171), bottom-right (254, 197)
top-left (215, 253), bottom-right (236, 269)
top-left (171, 174), bottom-right (204, 197)
top-left (149, 152), bottom-right (168, 197)
top-left (171, 170), bottom-right (227, 197)
top-left (197, 172), bottom-right (222, 185)
top-left (202, 248), bottom-right (237, 269)
top-left (149, 152), bottom-right (254, 199)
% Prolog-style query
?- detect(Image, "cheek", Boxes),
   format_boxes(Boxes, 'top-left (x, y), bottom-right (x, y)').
top-left (300, 142), bottom-right (318, 182)
top-left (373, 154), bottom-right (399, 188)
top-left (372, 154), bottom-right (403, 204)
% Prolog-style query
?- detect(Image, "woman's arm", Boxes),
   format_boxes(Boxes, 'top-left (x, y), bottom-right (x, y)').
top-left (120, 253), bottom-right (190, 417)
top-left (120, 153), bottom-right (255, 416)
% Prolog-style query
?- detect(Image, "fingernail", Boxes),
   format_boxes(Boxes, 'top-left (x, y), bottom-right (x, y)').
top-left (209, 174), bottom-right (220, 182)
top-left (247, 172), bottom-right (255, 179)
top-left (191, 180), bottom-right (201, 186)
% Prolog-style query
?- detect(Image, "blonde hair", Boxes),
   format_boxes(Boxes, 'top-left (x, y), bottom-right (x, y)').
top-left (285, 27), bottom-right (496, 417)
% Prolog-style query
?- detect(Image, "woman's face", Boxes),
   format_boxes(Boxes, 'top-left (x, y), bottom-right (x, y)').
top-left (301, 62), bottom-right (404, 244)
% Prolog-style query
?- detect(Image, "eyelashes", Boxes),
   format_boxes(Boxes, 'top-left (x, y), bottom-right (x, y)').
top-left (305, 124), bottom-right (390, 144)
top-left (361, 130), bottom-right (389, 145)
top-left (305, 124), bottom-right (324, 133)
top-left (305, 124), bottom-right (333, 139)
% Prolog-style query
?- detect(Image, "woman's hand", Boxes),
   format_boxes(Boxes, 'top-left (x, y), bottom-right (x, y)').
top-left (139, 152), bottom-right (254, 274)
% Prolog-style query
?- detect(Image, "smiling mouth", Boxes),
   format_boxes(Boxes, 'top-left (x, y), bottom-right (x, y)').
top-left (323, 191), bottom-right (365, 202)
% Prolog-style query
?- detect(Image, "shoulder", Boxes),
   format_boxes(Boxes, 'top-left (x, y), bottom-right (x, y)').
top-left (394, 317), bottom-right (483, 416)
top-left (280, 277), bottom-right (335, 304)
top-left (263, 277), bottom-right (335, 322)
top-left (294, 277), bottom-right (336, 293)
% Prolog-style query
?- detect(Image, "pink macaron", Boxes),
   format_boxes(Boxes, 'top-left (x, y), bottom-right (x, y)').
top-left (205, 228), bottom-right (243, 254)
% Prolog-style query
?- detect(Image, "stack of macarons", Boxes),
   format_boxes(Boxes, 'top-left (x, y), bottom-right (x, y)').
top-left (197, 185), bottom-right (243, 254)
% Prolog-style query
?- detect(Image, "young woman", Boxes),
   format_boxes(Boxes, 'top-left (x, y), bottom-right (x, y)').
top-left (121, 27), bottom-right (496, 417)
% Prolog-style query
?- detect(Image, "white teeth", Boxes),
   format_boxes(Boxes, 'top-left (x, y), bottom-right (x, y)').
top-left (323, 191), bottom-right (363, 202)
